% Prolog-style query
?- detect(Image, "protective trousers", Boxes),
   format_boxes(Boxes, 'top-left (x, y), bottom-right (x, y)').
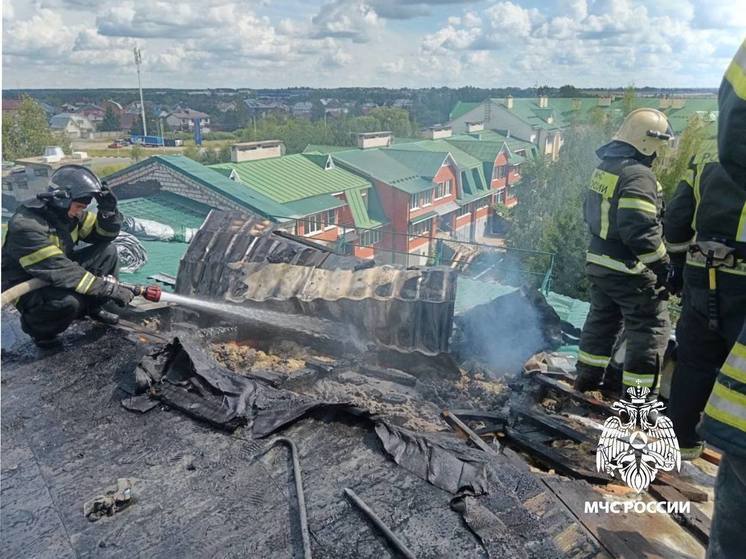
top-left (17, 243), bottom-right (119, 342)
top-left (707, 452), bottom-right (746, 559)
top-left (669, 268), bottom-right (746, 452)
top-left (577, 265), bottom-right (670, 395)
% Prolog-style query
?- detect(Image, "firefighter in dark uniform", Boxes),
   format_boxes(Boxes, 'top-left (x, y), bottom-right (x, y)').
top-left (2, 165), bottom-right (134, 347)
top-left (696, 38), bottom-right (746, 559)
top-left (665, 139), bottom-right (746, 461)
top-left (574, 108), bottom-right (675, 397)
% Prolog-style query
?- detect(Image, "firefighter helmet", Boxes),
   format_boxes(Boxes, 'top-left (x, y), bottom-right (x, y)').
top-left (46, 165), bottom-right (103, 209)
top-left (612, 108), bottom-right (674, 156)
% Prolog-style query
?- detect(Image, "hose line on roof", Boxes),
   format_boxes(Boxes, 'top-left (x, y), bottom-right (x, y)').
top-left (114, 232), bottom-right (148, 273)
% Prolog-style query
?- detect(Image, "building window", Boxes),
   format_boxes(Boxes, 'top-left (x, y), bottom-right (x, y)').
top-left (360, 229), bottom-right (381, 247)
top-left (305, 214), bottom-right (322, 235)
top-left (408, 219), bottom-right (432, 240)
top-left (492, 165), bottom-right (506, 180)
top-left (496, 189), bottom-right (505, 204)
top-left (410, 194), bottom-right (419, 210)
top-left (435, 180), bottom-right (451, 199)
top-left (457, 205), bottom-right (470, 218)
top-left (323, 209), bottom-right (336, 228)
top-left (420, 190), bottom-right (432, 206)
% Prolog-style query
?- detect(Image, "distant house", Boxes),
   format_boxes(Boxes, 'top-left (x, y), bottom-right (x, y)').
top-left (216, 100), bottom-right (238, 113)
top-left (244, 99), bottom-right (289, 118)
top-left (165, 109), bottom-right (211, 132)
top-left (78, 105), bottom-right (105, 125)
top-left (49, 113), bottom-right (95, 139)
top-left (2, 99), bottom-right (22, 115)
top-left (292, 101), bottom-right (313, 118)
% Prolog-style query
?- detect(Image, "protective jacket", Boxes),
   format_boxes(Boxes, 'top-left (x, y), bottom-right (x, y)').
top-left (665, 140), bottom-right (746, 262)
top-left (1, 200), bottom-right (122, 297)
top-left (584, 143), bottom-right (667, 274)
top-left (699, 38), bottom-right (746, 459)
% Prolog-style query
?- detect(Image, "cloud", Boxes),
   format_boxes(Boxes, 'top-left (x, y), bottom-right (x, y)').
top-left (3, 9), bottom-right (78, 61)
top-left (311, 0), bottom-right (380, 42)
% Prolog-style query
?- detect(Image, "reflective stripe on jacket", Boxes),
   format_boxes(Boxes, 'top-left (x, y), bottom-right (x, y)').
top-left (584, 156), bottom-right (666, 273)
top-left (1, 202), bottom-right (122, 295)
top-left (700, 323), bottom-right (746, 459)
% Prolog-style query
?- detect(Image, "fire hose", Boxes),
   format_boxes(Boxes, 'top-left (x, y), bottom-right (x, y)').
top-left (1, 278), bottom-right (163, 308)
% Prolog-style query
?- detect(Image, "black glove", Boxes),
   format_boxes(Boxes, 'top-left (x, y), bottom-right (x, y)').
top-left (648, 258), bottom-right (673, 290)
top-left (98, 276), bottom-right (134, 307)
top-left (97, 184), bottom-right (118, 212)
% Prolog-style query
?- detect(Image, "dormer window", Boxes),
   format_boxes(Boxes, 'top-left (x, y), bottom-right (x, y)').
top-left (325, 156), bottom-right (334, 170)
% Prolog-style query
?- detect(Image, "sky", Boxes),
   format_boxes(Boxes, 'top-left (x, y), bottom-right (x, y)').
top-left (2, 0), bottom-right (745, 89)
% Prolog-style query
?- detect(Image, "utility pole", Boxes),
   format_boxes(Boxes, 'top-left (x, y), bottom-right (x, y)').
top-left (134, 47), bottom-right (147, 137)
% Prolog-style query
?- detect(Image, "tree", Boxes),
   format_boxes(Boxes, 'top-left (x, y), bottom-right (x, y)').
top-left (558, 85), bottom-right (583, 97)
top-left (654, 117), bottom-right (707, 199)
top-left (130, 144), bottom-right (144, 162)
top-left (2, 95), bottom-right (55, 161)
top-left (99, 106), bottom-right (121, 132)
top-left (506, 124), bottom-right (608, 299)
top-left (131, 110), bottom-right (158, 136)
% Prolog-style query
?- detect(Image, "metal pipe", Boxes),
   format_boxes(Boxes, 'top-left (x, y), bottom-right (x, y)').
top-left (1, 278), bottom-right (48, 307)
top-left (262, 437), bottom-right (312, 559)
top-left (343, 488), bottom-right (416, 559)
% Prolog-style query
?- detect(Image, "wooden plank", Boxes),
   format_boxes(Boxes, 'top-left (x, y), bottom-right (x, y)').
top-left (505, 427), bottom-right (610, 484)
top-left (701, 448), bottom-right (721, 466)
top-left (533, 374), bottom-right (613, 415)
top-left (543, 477), bottom-right (707, 559)
top-left (656, 472), bottom-right (708, 503)
top-left (516, 408), bottom-right (592, 444)
top-left (442, 409), bottom-right (502, 456)
top-left (647, 483), bottom-right (710, 545)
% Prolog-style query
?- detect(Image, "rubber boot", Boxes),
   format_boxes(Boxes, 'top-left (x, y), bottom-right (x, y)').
top-left (574, 364), bottom-right (604, 392)
top-left (680, 443), bottom-right (704, 461)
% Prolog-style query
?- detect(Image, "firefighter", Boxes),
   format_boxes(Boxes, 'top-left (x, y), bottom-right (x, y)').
top-left (574, 108), bottom-right (674, 397)
top-left (1, 165), bottom-right (134, 347)
top-left (697, 38), bottom-right (746, 559)
top-left (665, 141), bottom-right (746, 461)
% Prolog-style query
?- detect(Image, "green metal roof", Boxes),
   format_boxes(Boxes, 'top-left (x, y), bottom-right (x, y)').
top-left (303, 144), bottom-right (352, 153)
top-left (449, 101), bottom-right (480, 120)
top-left (118, 191), bottom-right (211, 230)
top-left (332, 149), bottom-right (435, 194)
top-left (345, 187), bottom-right (384, 229)
top-left (119, 240), bottom-right (187, 288)
top-left (284, 193), bottom-right (345, 216)
top-left (210, 153), bottom-right (371, 205)
top-left (382, 149), bottom-right (447, 179)
top-left (106, 155), bottom-right (293, 220)
top-left (458, 187), bottom-right (494, 205)
top-left (409, 210), bottom-right (437, 225)
top-left (386, 140), bottom-right (483, 170)
top-left (508, 152), bottom-right (526, 165)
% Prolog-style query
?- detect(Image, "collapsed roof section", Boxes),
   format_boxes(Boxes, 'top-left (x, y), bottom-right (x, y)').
top-left (175, 210), bottom-right (457, 354)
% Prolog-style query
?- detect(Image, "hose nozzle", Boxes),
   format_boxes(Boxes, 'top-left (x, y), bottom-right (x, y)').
top-left (120, 281), bottom-right (162, 302)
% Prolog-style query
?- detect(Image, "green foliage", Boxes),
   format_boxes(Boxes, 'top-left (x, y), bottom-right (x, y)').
top-left (131, 109), bottom-right (159, 136)
top-left (2, 95), bottom-right (55, 161)
top-left (654, 117), bottom-right (707, 199)
top-left (130, 144), bottom-right (144, 162)
top-left (236, 108), bottom-right (414, 154)
top-left (506, 125), bottom-right (607, 299)
top-left (99, 106), bottom-right (121, 132)
top-left (203, 131), bottom-right (237, 141)
top-left (622, 84), bottom-right (637, 117)
top-left (96, 163), bottom-right (130, 177)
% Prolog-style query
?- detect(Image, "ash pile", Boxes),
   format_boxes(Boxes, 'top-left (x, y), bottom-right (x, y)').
top-left (1, 210), bottom-right (711, 558)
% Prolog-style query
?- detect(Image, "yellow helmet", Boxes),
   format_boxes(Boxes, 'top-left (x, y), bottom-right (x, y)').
top-left (612, 108), bottom-right (674, 156)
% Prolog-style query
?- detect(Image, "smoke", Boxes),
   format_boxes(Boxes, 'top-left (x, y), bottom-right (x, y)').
top-left (452, 286), bottom-right (563, 377)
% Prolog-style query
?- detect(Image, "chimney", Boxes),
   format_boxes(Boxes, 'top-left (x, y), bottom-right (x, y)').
top-left (538, 95), bottom-right (549, 108)
top-left (671, 97), bottom-right (685, 109)
top-left (505, 95), bottom-right (514, 109)
top-left (597, 95), bottom-right (612, 107)
top-left (465, 121), bottom-right (484, 133)
top-left (356, 131), bottom-right (393, 149)
top-left (659, 96), bottom-right (671, 109)
top-left (423, 125), bottom-right (453, 140)
top-left (231, 140), bottom-right (285, 162)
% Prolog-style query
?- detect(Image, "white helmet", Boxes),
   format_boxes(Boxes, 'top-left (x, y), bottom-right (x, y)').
top-left (612, 108), bottom-right (674, 156)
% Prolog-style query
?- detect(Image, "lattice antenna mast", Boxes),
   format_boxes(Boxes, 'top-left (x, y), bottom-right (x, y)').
top-left (134, 47), bottom-right (147, 137)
